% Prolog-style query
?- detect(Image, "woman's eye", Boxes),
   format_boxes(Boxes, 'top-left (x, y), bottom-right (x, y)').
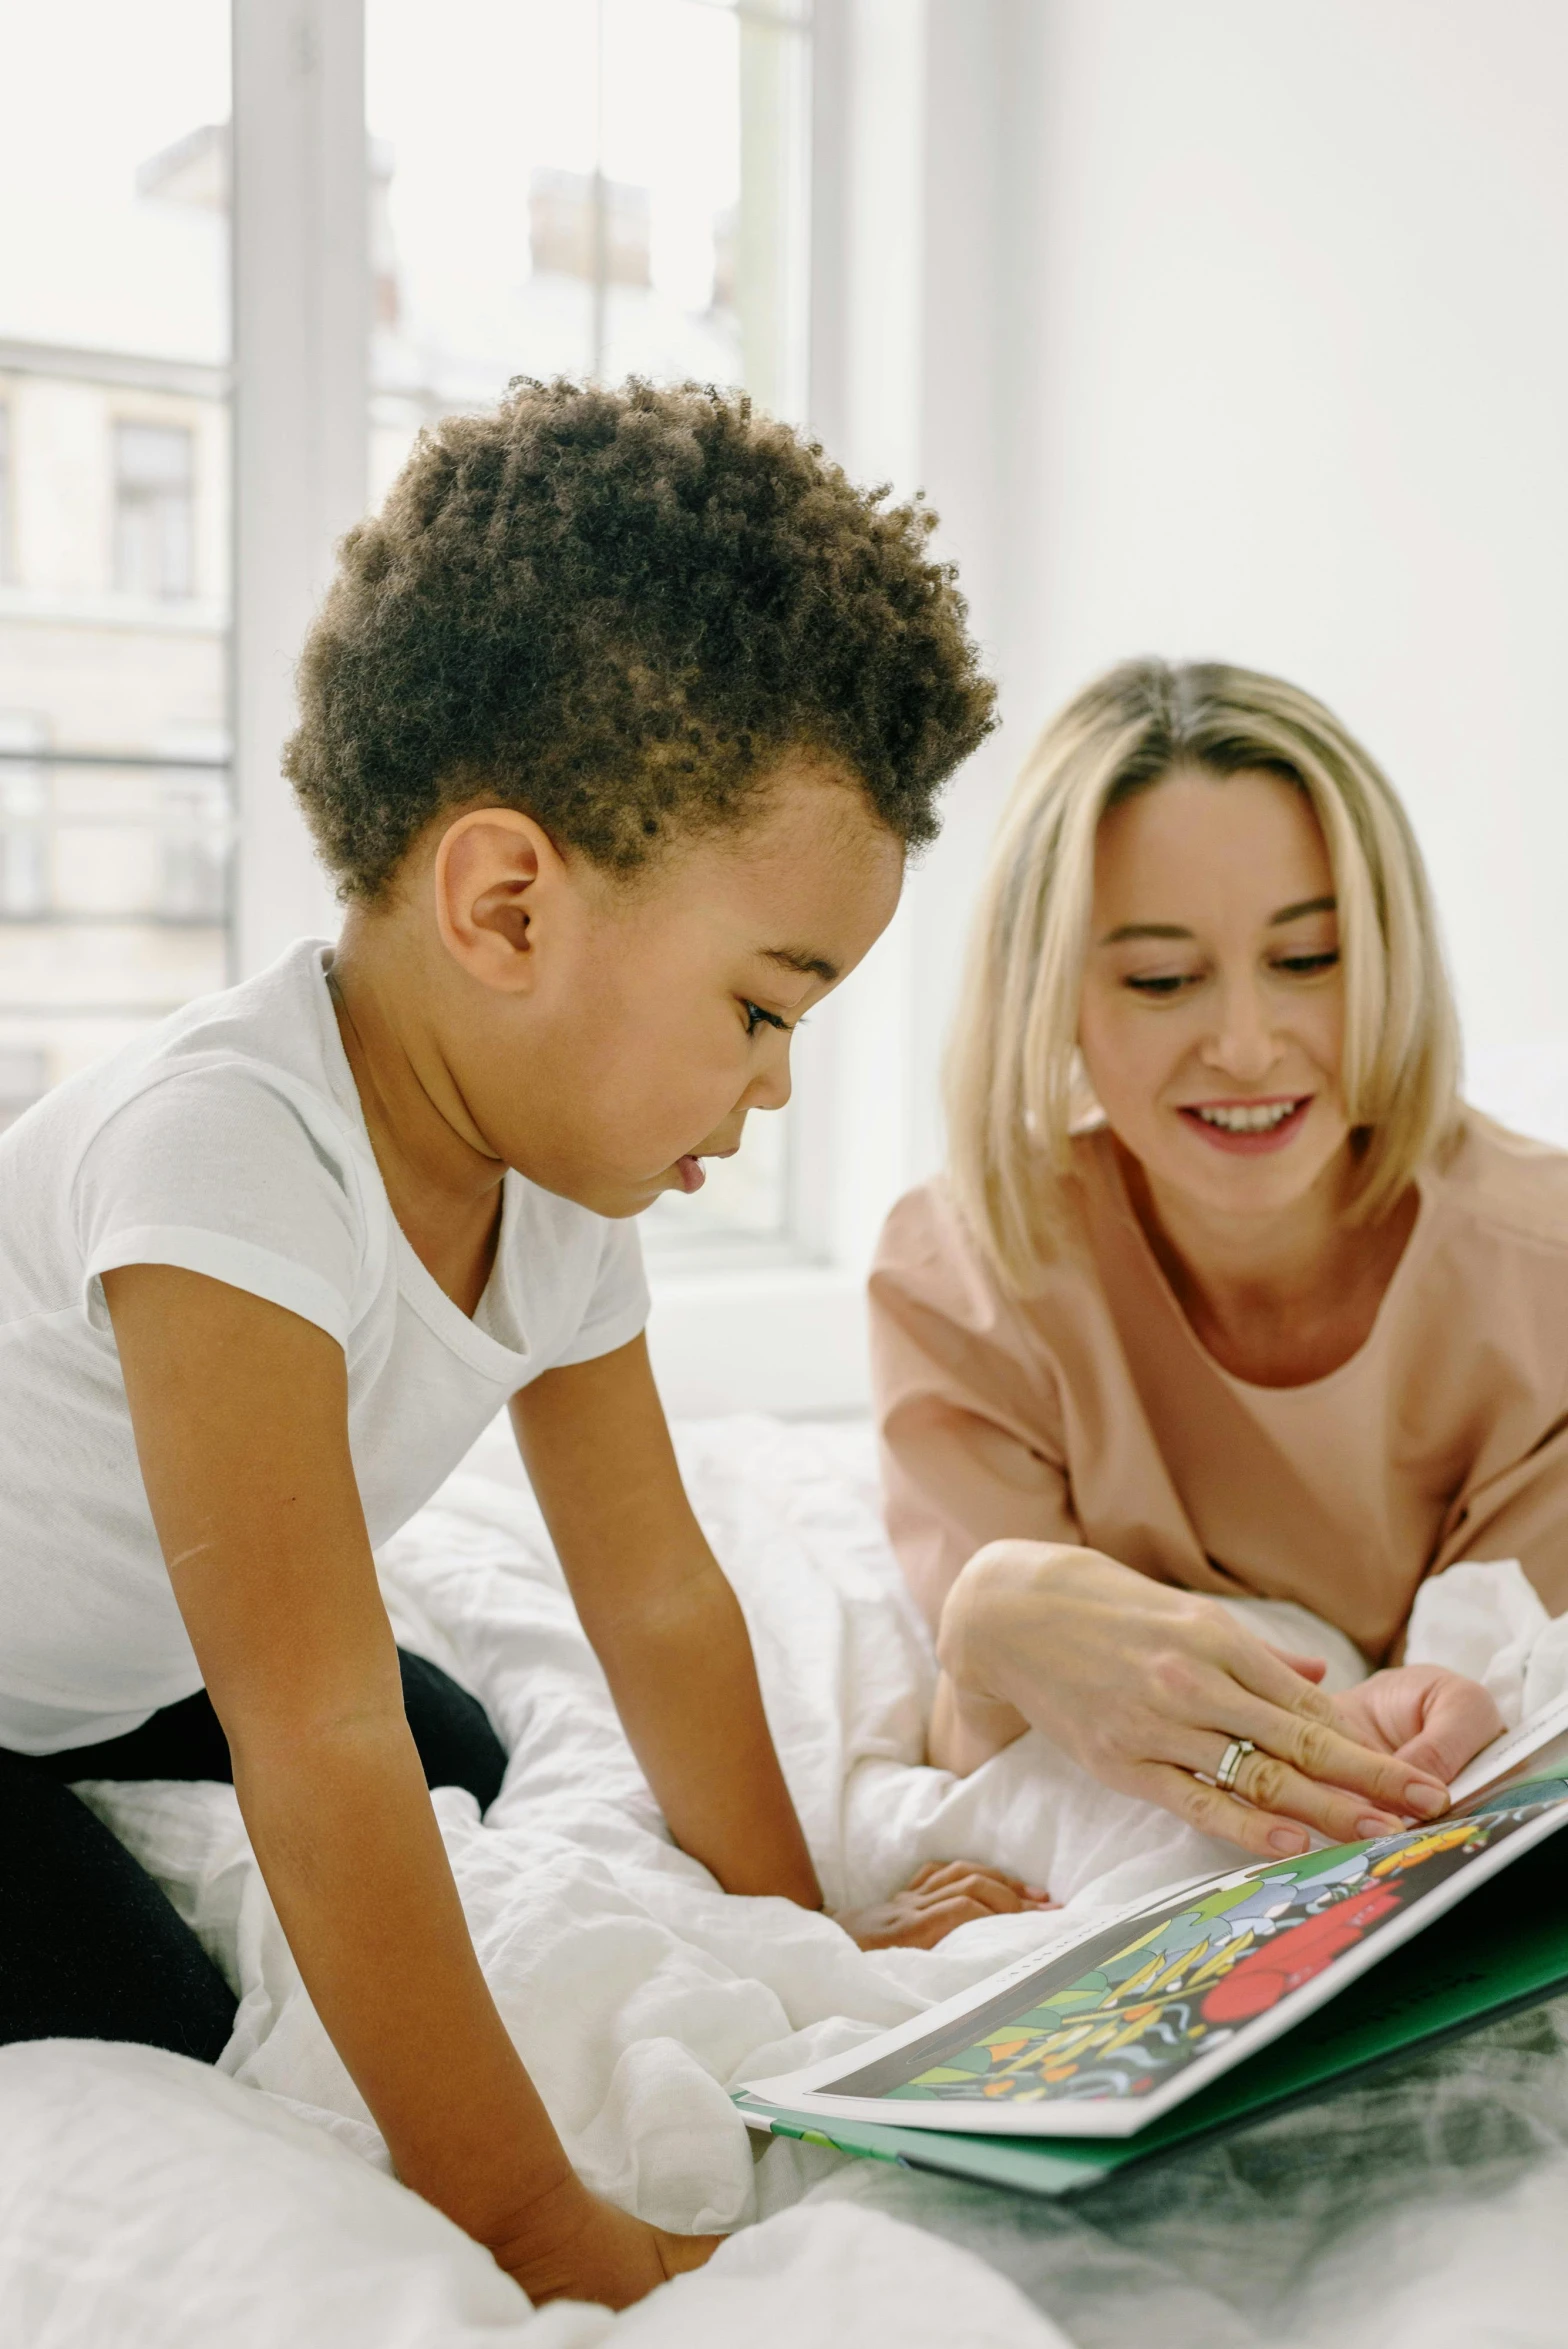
top-left (1275, 950), bottom-right (1340, 977)
top-left (1124, 972), bottom-right (1196, 998)
top-left (743, 1001), bottom-right (788, 1036)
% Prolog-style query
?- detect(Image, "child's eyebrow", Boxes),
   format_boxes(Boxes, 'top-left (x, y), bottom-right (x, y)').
top-left (763, 945), bottom-right (840, 985)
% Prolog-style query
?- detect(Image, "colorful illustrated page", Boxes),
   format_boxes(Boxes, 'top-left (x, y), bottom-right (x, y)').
top-left (829, 1805), bottom-right (1555, 2113)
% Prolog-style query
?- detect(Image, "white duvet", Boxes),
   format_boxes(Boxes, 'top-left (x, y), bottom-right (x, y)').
top-left (3, 1415), bottom-right (1566, 2348)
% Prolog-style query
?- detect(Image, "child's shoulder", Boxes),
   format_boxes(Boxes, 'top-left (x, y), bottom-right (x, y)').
top-left (11, 939), bottom-right (358, 1165)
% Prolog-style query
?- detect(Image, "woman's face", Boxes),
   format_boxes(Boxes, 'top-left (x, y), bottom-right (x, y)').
top-left (1077, 767), bottom-right (1350, 1224)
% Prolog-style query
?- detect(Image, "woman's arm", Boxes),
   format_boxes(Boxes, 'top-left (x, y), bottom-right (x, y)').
top-left (104, 1265), bottom-right (709, 2310)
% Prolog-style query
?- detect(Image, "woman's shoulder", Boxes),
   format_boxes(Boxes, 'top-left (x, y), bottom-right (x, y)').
top-left (873, 1150), bottom-right (1108, 1336)
top-left (1425, 1108), bottom-right (1568, 1259)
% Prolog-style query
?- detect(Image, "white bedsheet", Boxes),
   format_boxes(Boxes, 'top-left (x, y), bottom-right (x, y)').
top-left (2, 1415), bottom-right (1564, 2346)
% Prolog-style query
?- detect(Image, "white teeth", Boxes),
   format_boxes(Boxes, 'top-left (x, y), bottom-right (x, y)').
top-left (1192, 1101), bottom-right (1300, 1133)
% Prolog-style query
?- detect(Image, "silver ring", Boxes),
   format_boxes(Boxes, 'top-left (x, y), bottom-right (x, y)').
top-left (1216, 1737), bottom-right (1256, 1793)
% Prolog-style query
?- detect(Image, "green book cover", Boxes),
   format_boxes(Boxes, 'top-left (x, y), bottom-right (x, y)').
top-left (737, 1777), bottom-right (1568, 2197)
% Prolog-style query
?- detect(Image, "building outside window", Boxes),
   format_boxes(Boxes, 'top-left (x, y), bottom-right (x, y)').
top-left (0, 400), bottom-right (13, 581)
top-left (113, 419), bottom-right (196, 600)
top-left (2, 0), bottom-right (813, 1252)
top-left (367, 0), bottom-right (813, 1257)
top-left (0, 0), bottom-right (231, 1118)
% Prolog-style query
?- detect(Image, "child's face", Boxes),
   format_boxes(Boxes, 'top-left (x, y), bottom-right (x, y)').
top-left (432, 763), bottom-right (905, 1218)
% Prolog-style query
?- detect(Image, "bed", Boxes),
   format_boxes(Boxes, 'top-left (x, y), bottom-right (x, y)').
top-left (2, 1414), bottom-right (1562, 2347)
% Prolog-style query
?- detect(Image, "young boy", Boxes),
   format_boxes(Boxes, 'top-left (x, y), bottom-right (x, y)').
top-left (0, 381), bottom-right (1030, 2309)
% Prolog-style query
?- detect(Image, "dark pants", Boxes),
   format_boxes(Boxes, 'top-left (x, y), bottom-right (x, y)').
top-left (0, 1651), bottom-right (507, 2064)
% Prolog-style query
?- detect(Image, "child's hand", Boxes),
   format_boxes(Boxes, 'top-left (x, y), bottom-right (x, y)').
top-left (1331, 1665), bottom-right (1504, 1792)
top-left (490, 2176), bottom-right (721, 2310)
top-left (834, 1860), bottom-right (1055, 1951)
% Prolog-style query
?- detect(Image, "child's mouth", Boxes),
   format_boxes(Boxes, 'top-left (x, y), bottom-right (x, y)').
top-left (674, 1154), bottom-right (707, 1193)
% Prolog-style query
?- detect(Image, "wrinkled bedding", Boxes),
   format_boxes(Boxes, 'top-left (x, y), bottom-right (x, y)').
top-left (2, 1415), bottom-right (1565, 2346)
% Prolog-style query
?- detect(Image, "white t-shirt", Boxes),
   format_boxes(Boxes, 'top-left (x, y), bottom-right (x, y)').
top-left (0, 939), bottom-right (649, 1755)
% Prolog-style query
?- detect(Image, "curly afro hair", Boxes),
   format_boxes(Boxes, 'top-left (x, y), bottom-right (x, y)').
top-left (284, 377), bottom-right (996, 900)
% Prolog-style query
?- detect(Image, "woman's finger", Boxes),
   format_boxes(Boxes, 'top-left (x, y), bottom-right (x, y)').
top-left (1136, 1761), bottom-right (1314, 1860)
top-left (1261, 1643), bottom-right (1328, 1685)
top-left (1207, 1637), bottom-right (1449, 1818)
top-left (1176, 1726), bottom-right (1404, 1846)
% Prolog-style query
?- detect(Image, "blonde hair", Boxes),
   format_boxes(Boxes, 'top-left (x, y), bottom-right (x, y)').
top-left (946, 658), bottom-right (1462, 1292)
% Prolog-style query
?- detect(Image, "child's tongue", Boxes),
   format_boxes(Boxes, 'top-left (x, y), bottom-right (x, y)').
top-left (675, 1154), bottom-right (707, 1193)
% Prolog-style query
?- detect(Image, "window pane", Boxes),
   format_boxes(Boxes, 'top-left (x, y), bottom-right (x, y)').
top-left (0, 1), bottom-right (230, 1126)
top-left (366, 0), bottom-right (812, 1250)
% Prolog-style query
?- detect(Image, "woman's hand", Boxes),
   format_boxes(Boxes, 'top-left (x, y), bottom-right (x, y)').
top-left (490, 2174), bottom-right (721, 2310)
top-left (938, 1541), bottom-right (1453, 1859)
top-left (1332, 1665), bottom-right (1504, 1787)
top-left (835, 1860), bottom-right (1054, 1951)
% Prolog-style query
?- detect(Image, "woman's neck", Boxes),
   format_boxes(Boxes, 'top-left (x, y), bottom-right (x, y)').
top-left (1117, 1140), bottom-right (1419, 1387)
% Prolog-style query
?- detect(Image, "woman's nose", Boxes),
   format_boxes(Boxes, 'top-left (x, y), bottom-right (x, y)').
top-left (1201, 978), bottom-right (1281, 1083)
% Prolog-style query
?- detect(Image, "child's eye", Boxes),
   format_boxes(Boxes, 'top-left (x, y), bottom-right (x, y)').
top-left (1274, 951), bottom-right (1340, 977)
top-left (743, 1001), bottom-right (789, 1036)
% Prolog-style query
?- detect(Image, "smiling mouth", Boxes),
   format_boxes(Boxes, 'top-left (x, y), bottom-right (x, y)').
top-left (1177, 1096), bottom-right (1312, 1154)
top-left (1189, 1100), bottom-right (1303, 1134)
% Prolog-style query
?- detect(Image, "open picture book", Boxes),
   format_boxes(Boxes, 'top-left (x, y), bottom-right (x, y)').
top-left (735, 1692), bottom-right (1568, 2199)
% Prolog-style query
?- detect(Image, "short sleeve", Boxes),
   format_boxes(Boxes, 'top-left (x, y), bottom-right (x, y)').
top-left (549, 1213), bottom-right (650, 1368)
top-left (73, 1065), bottom-right (368, 1347)
top-left (1435, 1410), bottom-right (1568, 1617)
top-left (870, 1181), bottom-right (1082, 1631)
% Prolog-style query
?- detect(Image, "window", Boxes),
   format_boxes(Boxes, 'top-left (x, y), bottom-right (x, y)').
top-left (0, 718), bottom-right (47, 921)
top-left (3, 0), bottom-right (820, 1255)
top-left (0, 1), bottom-right (230, 1095)
top-left (113, 420), bottom-right (196, 600)
top-left (367, 0), bottom-right (814, 1255)
top-left (0, 400), bottom-right (12, 580)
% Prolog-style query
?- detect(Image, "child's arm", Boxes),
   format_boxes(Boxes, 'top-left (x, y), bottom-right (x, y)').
top-left (103, 1264), bottom-right (712, 2309)
top-left (510, 1339), bottom-right (1051, 1933)
top-left (509, 1336), bottom-right (821, 1904)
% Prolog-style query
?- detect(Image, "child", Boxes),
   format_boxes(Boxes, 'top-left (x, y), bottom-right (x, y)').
top-left (0, 381), bottom-right (1033, 2310)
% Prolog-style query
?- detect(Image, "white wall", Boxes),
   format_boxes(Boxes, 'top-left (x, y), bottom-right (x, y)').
top-left (655, 1), bottom-right (1568, 1413)
top-left (989, 0), bottom-right (1568, 1113)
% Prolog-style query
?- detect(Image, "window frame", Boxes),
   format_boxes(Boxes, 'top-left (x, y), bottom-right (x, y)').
top-left (229, 0), bottom-right (990, 1416)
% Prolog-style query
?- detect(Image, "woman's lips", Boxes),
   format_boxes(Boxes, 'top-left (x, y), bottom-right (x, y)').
top-left (1177, 1097), bottom-right (1312, 1156)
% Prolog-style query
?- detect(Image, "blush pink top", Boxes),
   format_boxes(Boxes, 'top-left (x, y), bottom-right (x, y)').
top-left (869, 1116), bottom-right (1568, 1661)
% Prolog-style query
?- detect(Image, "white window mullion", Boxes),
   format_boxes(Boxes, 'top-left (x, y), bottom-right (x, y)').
top-left (231, 0), bottom-right (369, 978)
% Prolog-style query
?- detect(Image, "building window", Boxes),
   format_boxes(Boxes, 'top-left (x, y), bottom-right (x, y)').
top-left (368, 0), bottom-right (813, 1256)
top-left (0, 400), bottom-right (12, 582)
top-left (0, 722), bottom-right (48, 920)
top-left (158, 769), bottom-right (230, 921)
top-left (113, 420), bottom-right (196, 600)
top-left (530, 167), bottom-right (652, 289)
top-left (0, 1046), bottom-right (47, 1134)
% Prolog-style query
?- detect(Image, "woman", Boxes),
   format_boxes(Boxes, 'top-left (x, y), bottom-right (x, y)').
top-left (871, 659), bottom-right (1555, 1859)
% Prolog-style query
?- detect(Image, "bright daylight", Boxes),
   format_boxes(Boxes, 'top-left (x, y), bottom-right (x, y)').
top-left (3, 6), bottom-right (1568, 2346)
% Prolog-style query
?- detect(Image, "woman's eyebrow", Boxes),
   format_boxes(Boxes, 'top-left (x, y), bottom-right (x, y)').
top-left (1269, 895), bottom-right (1337, 925)
top-left (1099, 895), bottom-right (1337, 946)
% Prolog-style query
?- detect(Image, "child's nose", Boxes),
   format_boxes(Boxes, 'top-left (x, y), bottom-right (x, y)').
top-left (746, 1050), bottom-right (793, 1114)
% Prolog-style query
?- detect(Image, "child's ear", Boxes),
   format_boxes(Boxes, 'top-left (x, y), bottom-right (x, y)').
top-left (432, 808), bottom-right (559, 993)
